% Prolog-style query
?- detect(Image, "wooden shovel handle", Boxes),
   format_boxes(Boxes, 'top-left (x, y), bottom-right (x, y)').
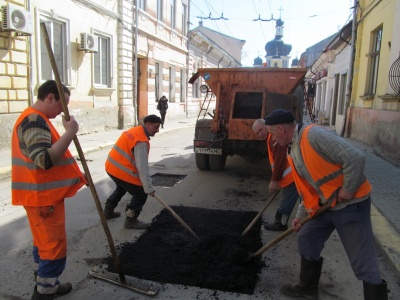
top-left (251, 201), bottom-right (332, 258)
top-left (40, 23), bottom-right (126, 283)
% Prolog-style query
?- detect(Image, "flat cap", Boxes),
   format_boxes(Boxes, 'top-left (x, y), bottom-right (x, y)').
top-left (143, 114), bottom-right (162, 124)
top-left (265, 109), bottom-right (294, 125)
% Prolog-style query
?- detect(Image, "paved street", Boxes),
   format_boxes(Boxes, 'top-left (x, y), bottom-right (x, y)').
top-left (1, 114), bottom-right (399, 299)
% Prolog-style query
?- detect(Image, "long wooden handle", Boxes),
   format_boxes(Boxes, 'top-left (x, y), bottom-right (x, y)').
top-left (241, 189), bottom-right (280, 236)
top-left (251, 201), bottom-right (332, 258)
top-left (154, 193), bottom-right (200, 241)
top-left (40, 23), bottom-right (126, 284)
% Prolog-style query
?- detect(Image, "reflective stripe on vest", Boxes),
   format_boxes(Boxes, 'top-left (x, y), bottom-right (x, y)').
top-left (105, 126), bottom-right (149, 185)
top-left (267, 135), bottom-right (294, 188)
top-left (11, 108), bottom-right (86, 206)
top-left (288, 124), bottom-right (371, 216)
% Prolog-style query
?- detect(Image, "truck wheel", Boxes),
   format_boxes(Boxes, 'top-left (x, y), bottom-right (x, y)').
top-left (195, 153), bottom-right (210, 170)
top-left (209, 155), bottom-right (226, 171)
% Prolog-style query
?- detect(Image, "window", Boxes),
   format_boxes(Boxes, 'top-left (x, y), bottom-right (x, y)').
top-left (94, 35), bottom-right (111, 87)
top-left (155, 62), bottom-right (160, 101)
top-left (157, 0), bottom-right (163, 21)
top-left (39, 20), bottom-right (67, 83)
top-left (366, 27), bottom-right (382, 95)
top-left (170, 0), bottom-right (175, 29)
top-left (338, 73), bottom-right (347, 115)
top-left (138, 0), bottom-right (146, 10)
top-left (181, 3), bottom-right (187, 35)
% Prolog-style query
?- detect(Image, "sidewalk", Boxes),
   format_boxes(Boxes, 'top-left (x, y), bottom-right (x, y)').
top-left (3, 115), bottom-right (400, 279)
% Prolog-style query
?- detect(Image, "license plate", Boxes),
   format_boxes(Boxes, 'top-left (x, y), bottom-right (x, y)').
top-left (195, 147), bottom-right (222, 155)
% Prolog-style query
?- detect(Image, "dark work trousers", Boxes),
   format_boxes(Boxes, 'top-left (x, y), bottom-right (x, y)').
top-left (106, 172), bottom-right (148, 215)
top-left (276, 181), bottom-right (299, 217)
top-left (297, 197), bottom-right (382, 284)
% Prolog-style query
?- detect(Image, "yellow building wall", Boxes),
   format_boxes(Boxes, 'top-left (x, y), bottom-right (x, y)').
top-left (351, 0), bottom-right (396, 109)
top-left (348, 0), bottom-right (400, 163)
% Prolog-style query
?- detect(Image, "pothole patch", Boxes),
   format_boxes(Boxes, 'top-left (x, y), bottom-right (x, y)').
top-left (105, 206), bottom-right (264, 295)
top-left (151, 173), bottom-right (186, 187)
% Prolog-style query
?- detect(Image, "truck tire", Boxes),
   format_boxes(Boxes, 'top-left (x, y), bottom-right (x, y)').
top-left (195, 153), bottom-right (210, 170)
top-left (209, 154), bottom-right (227, 171)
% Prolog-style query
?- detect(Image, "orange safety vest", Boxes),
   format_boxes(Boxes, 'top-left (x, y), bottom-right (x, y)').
top-left (267, 134), bottom-right (294, 188)
top-left (105, 125), bottom-right (149, 186)
top-left (11, 108), bottom-right (86, 206)
top-left (288, 125), bottom-right (371, 217)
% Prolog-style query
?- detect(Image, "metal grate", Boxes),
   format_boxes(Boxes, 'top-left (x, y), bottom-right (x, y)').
top-left (389, 53), bottom-right (400, 94)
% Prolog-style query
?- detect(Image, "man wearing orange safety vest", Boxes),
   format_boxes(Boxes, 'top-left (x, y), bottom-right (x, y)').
top-left (252, 119), bottom-right (299, 231)
top-left (265, 109), bottom-right (388, 300)
top-left (11, 80), bottom-right (87, 300)
top-left (104, 114), bottom-right (162, 229)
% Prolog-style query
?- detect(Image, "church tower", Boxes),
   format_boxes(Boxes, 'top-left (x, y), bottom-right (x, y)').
top-left (264, 18), bottom-right (292, 68)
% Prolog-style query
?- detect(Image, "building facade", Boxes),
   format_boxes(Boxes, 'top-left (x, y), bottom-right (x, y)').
top-left (349, 0), bottom-right (400, 161)
top-left (0, 0), bottom-right (191, 149)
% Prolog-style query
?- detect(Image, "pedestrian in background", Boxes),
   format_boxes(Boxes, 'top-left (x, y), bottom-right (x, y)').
top-left (252, 118), bottom-right (299, 231)
top-left (11, 80), bottom-right (87, 299)
top-left (264, 109), bottom-right (388, 300)
top-left (157, 95), bottom-right (168, 128)
top-left (104, 114), bottom-right (162, 229)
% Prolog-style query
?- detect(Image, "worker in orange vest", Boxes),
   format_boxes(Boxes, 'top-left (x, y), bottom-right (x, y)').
top-left (11, 80), bottom-right (87, 299)
top-left (264, 109), bottom-right (387, 300)
top-left (104, 114), bottom-right (162, 229)
top-left (252, 119), bottom-right (299, 231)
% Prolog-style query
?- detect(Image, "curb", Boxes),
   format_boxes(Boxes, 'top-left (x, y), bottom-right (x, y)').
top-left (371, 204), bottom-right (400, 279)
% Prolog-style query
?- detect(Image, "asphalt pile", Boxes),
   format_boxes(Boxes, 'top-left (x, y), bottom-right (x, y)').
top-left (106, 206), bottom-right (265, 294)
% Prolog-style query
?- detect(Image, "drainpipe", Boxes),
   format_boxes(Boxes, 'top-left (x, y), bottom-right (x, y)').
top-left (133, 0), bottom-right (139, 124)
top-left (340, 0), bottom-right (357, 137)
top-left (186, 0), bottom-right (191, 118)
top-left (28, 0), bottom-right (33, 106)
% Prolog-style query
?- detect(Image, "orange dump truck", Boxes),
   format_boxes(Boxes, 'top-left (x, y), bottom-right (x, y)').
top-left (189, 67), bottom-right (307, 171)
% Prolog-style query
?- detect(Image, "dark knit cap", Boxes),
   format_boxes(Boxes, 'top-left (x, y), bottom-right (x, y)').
top-left (264, 109), bottom-right (294, 125)
top-left (143, 114), bottom-right (162, 124)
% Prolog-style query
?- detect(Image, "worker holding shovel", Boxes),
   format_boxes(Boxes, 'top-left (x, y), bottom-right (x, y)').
top-left (265, 109), bottom-right (388, 300)
top-left (11, 80), bottom-right (87, 299)
top-left (252, 119), bottom-right (299, 231)
top-left (104, 114), bottom-right (162, 229)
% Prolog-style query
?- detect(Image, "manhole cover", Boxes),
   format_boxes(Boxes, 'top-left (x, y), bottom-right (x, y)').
top-left (151, 173), bottom-right (186, 187)
top-left (106, 206), bottom-right (264, 294)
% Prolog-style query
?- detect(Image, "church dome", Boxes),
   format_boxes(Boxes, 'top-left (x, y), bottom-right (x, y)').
top-left (254, 56), bottom-right (263, 65)
top-left (265, 38), bottom-right (292, 56)
top-left (291, 57), bottom-right (299, 67)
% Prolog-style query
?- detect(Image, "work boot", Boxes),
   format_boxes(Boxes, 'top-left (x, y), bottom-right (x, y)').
top-left (264, 222), bottom-right (288, 231)
top-left (33, 272), bottom-right (72, 297)
top-left (32, 286), bottom-right (54, 300)
top-left (124, 206), bottom-right (149, 229)
top-left (264, 211), bottom-right (287, 231)
top-left (281, 257), bottom-right (323, 300)
top-left (363, 280), bottom-right (388, 300)
top-left (103, 201), bottom-right (121, 219)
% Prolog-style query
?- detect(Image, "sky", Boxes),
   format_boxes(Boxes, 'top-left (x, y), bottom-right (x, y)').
top-left (189, 0), bottom-right (354, 67)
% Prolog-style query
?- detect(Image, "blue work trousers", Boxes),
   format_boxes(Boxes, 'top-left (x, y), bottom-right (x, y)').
top-left (277, 182), bottom-right (299, 217)
top-left (297, 197), bottom-right (382, 284)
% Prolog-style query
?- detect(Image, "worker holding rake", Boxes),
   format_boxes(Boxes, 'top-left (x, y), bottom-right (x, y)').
top-left (265, 109), bottom-right (388, 300)
top-left (11, 80), bottom-right (87, 299)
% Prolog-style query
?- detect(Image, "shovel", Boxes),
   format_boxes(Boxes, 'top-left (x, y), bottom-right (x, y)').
top-left (241, 189), bottom-right (280, 236)
top-left (154, 193), bottom-right (200, 241)
top-left (249, 201), bottom-right (332, 259)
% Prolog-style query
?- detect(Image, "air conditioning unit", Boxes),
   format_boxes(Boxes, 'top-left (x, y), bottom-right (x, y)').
top-left (1, 3), bottom-right (33, 36)
top-left (79, 33), bottom-right (98, 53)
